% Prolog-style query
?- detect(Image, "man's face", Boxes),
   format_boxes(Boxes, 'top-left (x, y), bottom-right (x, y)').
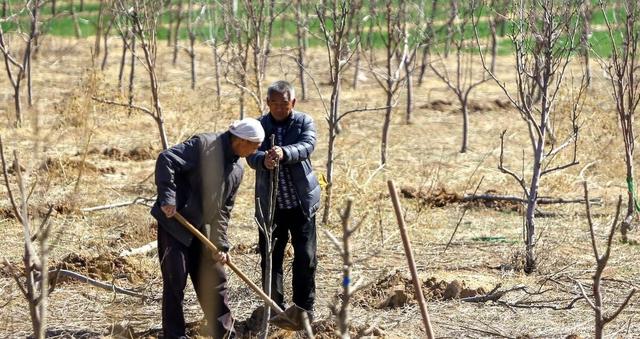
top-left (232, 138), bottom-right (261, 158)
top-left (267, 91), bottom-right (295, 122)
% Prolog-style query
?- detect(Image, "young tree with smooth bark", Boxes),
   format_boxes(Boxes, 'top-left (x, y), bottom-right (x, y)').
top-left (0, 136), bottom-right (55, 339)
top-left (367, 0), bottom-right (409, 166)
top-left (316, 0), bottom-right (360, 224)
top-left (430, 1), bottom-right (489, 153)
top-left (0, 0), bottom-right (40, 127)
top-left (579, 182), bottom-right (637, 339)
top-left (98, 0), bottom-right (170, 150)
top-left (474, 0), bottom-right (586, 273)
top-left (596, 0), bottom-right (640, 242)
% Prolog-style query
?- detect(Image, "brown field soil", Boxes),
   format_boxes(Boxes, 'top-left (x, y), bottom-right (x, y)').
top-left (1, 34), bottom-right (639, 339)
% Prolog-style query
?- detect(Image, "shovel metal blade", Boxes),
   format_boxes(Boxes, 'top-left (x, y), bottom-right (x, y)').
top-left (268, 304), bottom-right (308, 331)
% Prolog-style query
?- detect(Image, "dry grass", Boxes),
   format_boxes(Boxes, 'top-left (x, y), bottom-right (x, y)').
top-left (0, 36), bottom-right (639, 338)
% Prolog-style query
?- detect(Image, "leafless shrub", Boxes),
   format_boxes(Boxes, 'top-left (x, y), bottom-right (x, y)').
top-left (0, 136), bottom-right (56, 339)
top-left (578, 182), bottom-right (637, 339)
top-left (594, 0), bottom-right (640, 242)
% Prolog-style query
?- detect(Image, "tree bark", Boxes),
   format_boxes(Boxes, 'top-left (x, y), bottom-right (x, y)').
top-left (128, 33), bottom-right (136, 115)
top-left (622, 150), bottom-right (635, 241)
top-left (172, 0), bottom-right (183, 66)
top-left (460, 99), bottom-right (468, 153)
top-left (524, 145), bottom-right (542, 273)
top-left (294, 0), bottom-right (307, 100)
top-left (26, 0), bottom-right (39, 107)
top-left (405, 59), bottom-right (413, 124)
top-left (212, 43), bottom-right (221, 108)
top-left (118, 33), bottom-right (127, 91)
top-left (94, 0), bottom-right (105, 58)
top-left (14, 81), bottom-right (22, 127)
top-left (322, 76), bottom-right (340, 225)
top-left (101, 17), bottom-right (114, 71)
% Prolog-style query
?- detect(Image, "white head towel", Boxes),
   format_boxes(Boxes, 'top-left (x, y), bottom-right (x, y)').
top-left (229, 118), bottom-right (265, 143)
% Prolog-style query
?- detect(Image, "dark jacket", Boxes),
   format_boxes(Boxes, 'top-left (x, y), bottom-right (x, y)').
top-left (247, 111), bottom-right (320, 223)
top-left (151, 132), bottom-right (243, 250)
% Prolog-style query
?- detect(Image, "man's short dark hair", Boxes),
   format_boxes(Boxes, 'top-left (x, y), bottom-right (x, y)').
top-left (267, 81), bottom-right (296, 101)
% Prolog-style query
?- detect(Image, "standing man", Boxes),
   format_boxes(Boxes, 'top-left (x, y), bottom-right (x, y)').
top-left (247, 80), bottom-right (321, 320)
top-left (151, 118), bottom-right (265, 339)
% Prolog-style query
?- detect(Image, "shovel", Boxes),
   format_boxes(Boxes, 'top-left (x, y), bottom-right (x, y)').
top-left (173, 212), bottom-right (307, 331)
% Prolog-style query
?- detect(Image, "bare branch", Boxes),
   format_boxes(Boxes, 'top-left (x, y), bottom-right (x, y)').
top-left (575, 279), bottom-right (598, 312)
top-left (603, 289), bottom-right (637, 324)
top-left (0, 135), bottom-right (24, 225)
top-left (91, 96), bottom-right (154, 117)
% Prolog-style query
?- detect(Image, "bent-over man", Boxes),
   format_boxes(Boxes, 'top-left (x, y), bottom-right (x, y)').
top-left (151, 118), bottom-right (264, 338)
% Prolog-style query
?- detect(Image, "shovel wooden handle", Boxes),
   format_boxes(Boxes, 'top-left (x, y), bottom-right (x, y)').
top-left (388, 180), bottom-right (435, 339)
top-left (173, 212), bottom-right (284, 315)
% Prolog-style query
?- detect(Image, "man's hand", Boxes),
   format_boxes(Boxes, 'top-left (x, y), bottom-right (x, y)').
top-left (212, 251), bottom-right (229, 265)
top-left (161, 204), bottom-right (176, 218)
top-left (263, 146), bottom-right (283, 169)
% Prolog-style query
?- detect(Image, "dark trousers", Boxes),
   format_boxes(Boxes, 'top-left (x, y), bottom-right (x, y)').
top-left (158, 226), bottom-right (235, 339)
top-left (258, 206), bottom-right (317, 311)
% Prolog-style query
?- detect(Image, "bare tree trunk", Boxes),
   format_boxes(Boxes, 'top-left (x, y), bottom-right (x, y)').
top-left (444, 0), bottom-right (458, 58)
top-left (173, 0), bottom-right (183, 66)
top-left (27, 52), bottom-right (32, 107)
top-left (141, 46), bottom-right (168, 150)
top-left (418, 0), bottom-right (438, 86)
top-left (261, 0), bottom-right (276, 81)
top-left (381, 94), bottom-right (392, 165)
top-left (212, 44), bottom-right (221, 108)
top-left (189, 33), bottom-right (195, 89)
top-left (294, 0), bottom-right (307, 100)
top-left (50, 0), bottom-right (55, 16)
top-left (2, 0), bottom-right (6, 18)
top-left (128, 33), bottom-right (136, 115)
top-left (80, 0), bottom-right (84, 12)
top-left (488, 8), bottom-right (497, 73)
top-left (239, 71), bottom-right (246, 119)
top-left (26, 0), bottom-right (39, 107)
top-left (337, 199), bottom-right (353, 337)
top-left (417, 45), bottom-right (429, 86)
top-left (622, 150), bottom-right (635, 241)
top-left (405, 60), bottom-right (413, 124)
top-left (525, 145), bottom-right (543, 273)
top-left (167, 1), bottom-right (173, 46)
top-left (581, 2), bottom-right (592, 87)
top-left (187, 0), bottom-right (196, 89)
top-left (118, 32), bottom-right (127, 91)
top-left (14, 81), bottom-right (22, 126)
top-left (101, 17), bottom-right (114, 71)
top-left (351, 3), bottom-right (363, 90)
top-left (322, 78), bottom-right (340, 225)
top-left (94, 0), bottom-right (105, 58)
top-left (460, 100), bottom-right (468, 153)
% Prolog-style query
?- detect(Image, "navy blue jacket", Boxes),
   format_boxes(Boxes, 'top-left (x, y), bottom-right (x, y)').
top-left (247, 111), bottom-right (320, 223)
top-left (151, 132), bottom-right (243, 250)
